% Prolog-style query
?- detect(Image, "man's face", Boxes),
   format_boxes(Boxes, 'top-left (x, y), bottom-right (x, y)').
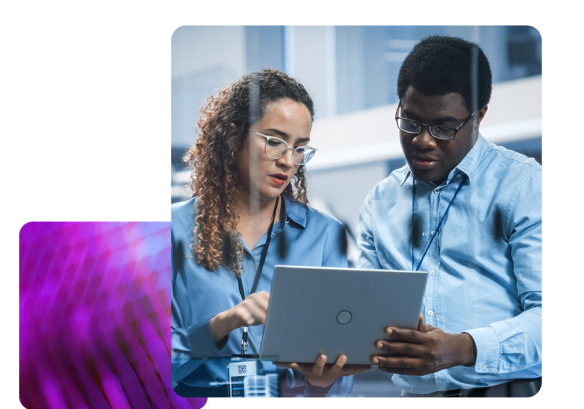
top-left (399, 86), bottom-right (487, 185)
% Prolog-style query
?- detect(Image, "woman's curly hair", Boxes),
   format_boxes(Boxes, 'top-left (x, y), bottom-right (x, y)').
top-left (183, 68), bottom-right (315, 276)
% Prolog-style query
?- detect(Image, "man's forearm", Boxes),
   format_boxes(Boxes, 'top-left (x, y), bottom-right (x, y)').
top-left (456, 332), bottom-right (477, 367)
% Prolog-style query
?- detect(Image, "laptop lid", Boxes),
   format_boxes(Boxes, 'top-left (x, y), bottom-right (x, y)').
top-left (259, 266), bottom-right (428, 365)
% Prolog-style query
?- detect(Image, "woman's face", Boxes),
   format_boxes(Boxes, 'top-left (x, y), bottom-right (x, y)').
top-left (237, 98), bottom-right (312, 204)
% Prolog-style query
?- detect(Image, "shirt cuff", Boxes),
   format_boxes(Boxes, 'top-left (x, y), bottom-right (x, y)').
top-left (172, 320), bottom-right (229, 362)
top-left (283, 371), bottom-right (353, 397)
top-left (305, 376), bottom-right (350, 397)
top-left (305, 381), bottom-right (334, 397)
top-left (464, 327), bottom-right (500, 374)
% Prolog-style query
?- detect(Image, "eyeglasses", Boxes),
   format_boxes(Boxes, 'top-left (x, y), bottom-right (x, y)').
top-left (255, 132), bottom-right (317, 165)
top-left (395, 102), bottom-right (478, 141)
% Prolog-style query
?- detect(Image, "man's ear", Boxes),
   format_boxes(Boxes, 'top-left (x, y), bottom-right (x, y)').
top-left (476, 105), bottom-right (488, 126)
top-left (473, 105), bottom-right (488, 133)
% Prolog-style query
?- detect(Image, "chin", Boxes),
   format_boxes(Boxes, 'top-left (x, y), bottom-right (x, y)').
top-left (260, 186), bottom-right (286, 202)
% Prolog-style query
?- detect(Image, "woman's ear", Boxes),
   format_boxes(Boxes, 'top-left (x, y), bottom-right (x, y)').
top-left (230, 122), bottom-right (236, 158)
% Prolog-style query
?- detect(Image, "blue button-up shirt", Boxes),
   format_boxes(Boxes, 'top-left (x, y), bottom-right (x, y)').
top-left (357, 135), bottom-right (542, 394)
top-left (171, 194), bottom-right (352, 396)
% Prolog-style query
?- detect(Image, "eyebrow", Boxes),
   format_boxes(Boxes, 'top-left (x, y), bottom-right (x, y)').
top-left (263, 128), bottom-right (310, 143)
top-left (402, 109), bottom-right (460, 125)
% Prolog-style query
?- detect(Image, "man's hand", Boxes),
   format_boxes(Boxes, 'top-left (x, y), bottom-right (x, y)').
top-left (275, 354), bottom-right (372, 388)
top-left (371, 314), bottom-right (477, 376)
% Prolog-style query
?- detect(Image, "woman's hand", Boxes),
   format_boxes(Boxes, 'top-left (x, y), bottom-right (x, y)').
top-left (210, 291), bottom-right (270, 344)
top-left (275, 354), bottom-right (372, 388)
top-left (229, 290), bottom-right (270, 328)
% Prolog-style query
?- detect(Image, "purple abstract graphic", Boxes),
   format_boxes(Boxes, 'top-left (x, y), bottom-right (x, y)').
top-left (19, 222), bottom-right (207, 409)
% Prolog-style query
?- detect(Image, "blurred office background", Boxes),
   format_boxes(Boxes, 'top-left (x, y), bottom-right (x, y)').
top-left (170, 26), bottom-right (541, 397)
top-left (171, 25), bottom-right (541, 250)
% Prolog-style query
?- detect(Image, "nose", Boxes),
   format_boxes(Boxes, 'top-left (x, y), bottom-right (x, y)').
top-left (411, 126), bottom-right (437, 149)
top-left (277, 148), bottom-right (295, 168)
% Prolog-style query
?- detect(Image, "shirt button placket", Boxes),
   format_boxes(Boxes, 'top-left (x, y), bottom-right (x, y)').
top-left (424, 187), bottom-right (436, 327)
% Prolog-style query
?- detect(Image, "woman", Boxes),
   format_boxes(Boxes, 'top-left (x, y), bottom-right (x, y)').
top-left (171, 68), bottom-right (370, 397)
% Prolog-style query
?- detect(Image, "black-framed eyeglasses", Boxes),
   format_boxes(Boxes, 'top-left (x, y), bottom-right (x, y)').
top-left (395, 102), bottom-right (479, 141)
top-left (255, 132), bottom-right (318, 166)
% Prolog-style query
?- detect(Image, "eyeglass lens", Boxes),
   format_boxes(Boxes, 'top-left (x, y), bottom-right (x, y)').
top-left (264, 139), bottom-right (315, 165)
top-left (396, 118), bottom-right (455, 140)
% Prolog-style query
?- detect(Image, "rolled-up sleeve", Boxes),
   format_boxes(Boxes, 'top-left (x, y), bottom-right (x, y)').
top-left (283, 369), bottom-right (354, 397)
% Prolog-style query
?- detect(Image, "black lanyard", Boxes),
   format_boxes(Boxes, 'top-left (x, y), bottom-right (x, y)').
top-left (237, 195), bottom-right (280, 354)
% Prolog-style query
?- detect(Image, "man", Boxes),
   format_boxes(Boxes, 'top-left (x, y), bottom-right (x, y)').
top-left (358, 36), bottom-right (541, 397)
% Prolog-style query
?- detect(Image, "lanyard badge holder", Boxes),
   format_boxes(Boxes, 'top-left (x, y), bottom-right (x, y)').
top-left (228, 197), bottom-right (280, 397)
top-left (227, 358), bottom-right (280, 397)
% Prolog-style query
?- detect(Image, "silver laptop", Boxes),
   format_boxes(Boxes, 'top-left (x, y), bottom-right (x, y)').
top-left (259, 266), bottom-right (428, 365)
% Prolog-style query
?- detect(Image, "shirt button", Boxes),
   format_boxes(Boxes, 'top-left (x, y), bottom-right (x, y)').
top-left (512, 365), bottom-right (516, 370)
top-left (431, 231), bottom-right (435, 235)
top-left (427, 310), bottom-right (434, 315)
top-left (430, 270), bottom-right (435, 275)
top-left (482, 365), bottom-right (487, 370)
top-left (434, 190), bottom-right (440, 194)
top-left (457, 174), bottom-right (462, 179)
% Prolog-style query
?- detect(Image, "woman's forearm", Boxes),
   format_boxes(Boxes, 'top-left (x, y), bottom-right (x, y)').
top-left (210, 310), bottom-right (235, 345)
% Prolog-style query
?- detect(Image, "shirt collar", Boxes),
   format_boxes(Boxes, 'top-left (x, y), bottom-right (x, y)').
top-left (399, 133), bottom-right (489, 187)
top-left (399, 169), bottom-right (412, 186)
top-left (282, 194), bottom-right (307, 228)
top-left (451, 133), bottom-right (488, 185)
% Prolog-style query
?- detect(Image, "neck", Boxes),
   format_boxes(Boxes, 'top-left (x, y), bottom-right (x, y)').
top-left (233, 190), bottom-right (282, 249)
top-left (234, 189), bottom-right (281, 221)
top-left (432, 177), bottom-right (447, 186)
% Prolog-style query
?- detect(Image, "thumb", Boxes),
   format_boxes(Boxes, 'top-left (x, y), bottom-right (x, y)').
top-left (417, 313), bottom-right (424, 332)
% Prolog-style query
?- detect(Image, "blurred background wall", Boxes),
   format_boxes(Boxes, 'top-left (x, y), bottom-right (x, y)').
top-left (170, 25), bottom-right (541, 397)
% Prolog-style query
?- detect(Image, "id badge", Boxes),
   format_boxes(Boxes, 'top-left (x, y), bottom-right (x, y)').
top-left (227, 356), bottom-right (279, 397)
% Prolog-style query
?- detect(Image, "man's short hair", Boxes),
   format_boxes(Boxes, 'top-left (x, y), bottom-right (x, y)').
top-left (397, 36), bottom-right (492, 113)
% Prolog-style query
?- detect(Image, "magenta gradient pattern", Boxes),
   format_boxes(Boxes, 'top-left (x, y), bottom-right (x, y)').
top-left (19, 222), bottom-right (207, 409)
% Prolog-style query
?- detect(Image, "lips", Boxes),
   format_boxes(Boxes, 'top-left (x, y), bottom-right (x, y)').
top-left (269, 174), bottom-right (288, 186)
top-left (410, 155), bottom-right (439, 170)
